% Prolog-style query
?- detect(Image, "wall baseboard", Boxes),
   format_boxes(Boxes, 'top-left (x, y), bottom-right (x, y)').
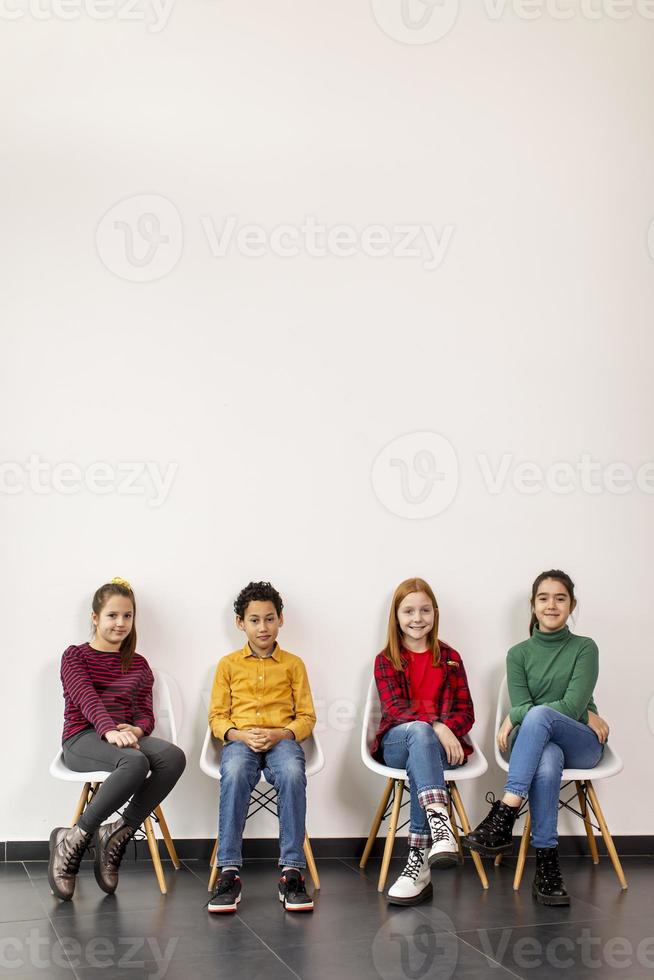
top-left (2, 836), bottom-right (653, 863)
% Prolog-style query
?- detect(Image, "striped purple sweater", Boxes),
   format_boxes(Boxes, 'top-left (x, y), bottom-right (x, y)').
top-left (60, 643), bottom-right (155, 743)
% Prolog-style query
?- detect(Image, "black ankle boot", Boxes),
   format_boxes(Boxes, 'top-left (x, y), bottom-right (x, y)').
top-left (461, 794), bottom-right (519, 856)
top-left (532, 846), bottom-right (569, 906)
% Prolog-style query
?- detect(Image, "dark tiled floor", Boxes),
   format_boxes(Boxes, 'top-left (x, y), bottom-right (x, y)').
top-left (0, 855), bottom-right (651, 978)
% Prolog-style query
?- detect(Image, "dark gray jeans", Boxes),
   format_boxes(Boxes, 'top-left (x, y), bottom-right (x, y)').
top-left (62, 729), bottom-right (186, 835)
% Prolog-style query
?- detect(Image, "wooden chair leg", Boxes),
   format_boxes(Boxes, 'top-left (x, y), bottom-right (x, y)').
top-left (143, 815), bottom-right (167, 894)
top-left (209, 838), bottom-right (218, 870)
top-left (449, 783), bottom-right (489, 889)
top-left (360, 778), bottom-right (394, 869)
top-left (153, 806), bottom-right (181, 869)
top-left (70, 783), bottom-right (92, 826)
top-left (575, 781), bottom-right (599, 865)
top-left (378, 780), bottom-right (404, 893)
top-left (494, 854), bottom-right (503, 866)
top-left (513, 810), bottom-right (531, 891)
top-left (586, 781), bottom-right (628, 890)
top-left (303, 833), bottom-right (320, 890)
top-left (208, 861), bottom-right (219, 892)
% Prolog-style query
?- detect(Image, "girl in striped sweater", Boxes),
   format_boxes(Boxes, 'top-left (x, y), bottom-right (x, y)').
top-left (48, 578), bottom-right (186, 901)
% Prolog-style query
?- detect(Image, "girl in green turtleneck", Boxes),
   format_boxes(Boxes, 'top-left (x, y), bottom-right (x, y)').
top-left (462, 569), bottom-right (609, 906)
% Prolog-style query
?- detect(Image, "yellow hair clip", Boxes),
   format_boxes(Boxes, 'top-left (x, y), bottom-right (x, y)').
top-left (111, 576), bottom-right (132, 591)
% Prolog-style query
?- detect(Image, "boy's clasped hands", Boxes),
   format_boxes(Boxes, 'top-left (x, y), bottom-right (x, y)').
top-left (227, 727), bottom-right (293, 751)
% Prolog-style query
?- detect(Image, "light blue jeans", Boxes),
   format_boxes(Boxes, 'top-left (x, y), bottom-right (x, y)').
top-left (505, 705), bottom-right (604, 848)
top-left (381, 721), bottom-right (462, 849)
top-left (217, 739), bottom-right (307, 869)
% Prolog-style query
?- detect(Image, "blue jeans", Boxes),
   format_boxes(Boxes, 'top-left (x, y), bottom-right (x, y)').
top-left (217, 739), bottom-right (307, 869)
top-left (381, 721), bottom-right (461, 848)
top-left (506, 705), bottom-right (604, 848)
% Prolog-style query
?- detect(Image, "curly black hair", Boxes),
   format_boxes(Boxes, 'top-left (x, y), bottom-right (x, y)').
top-left (234, 581), bottom-right (284, 619)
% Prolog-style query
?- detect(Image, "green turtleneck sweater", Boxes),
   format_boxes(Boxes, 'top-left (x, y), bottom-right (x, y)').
top-left (506, 624), bottom-right (598, 727)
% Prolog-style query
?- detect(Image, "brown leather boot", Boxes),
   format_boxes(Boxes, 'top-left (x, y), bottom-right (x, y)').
top-left (93, 818), bottom-right (136, 894)
top-left (48, 825), bottom-right (92, 901)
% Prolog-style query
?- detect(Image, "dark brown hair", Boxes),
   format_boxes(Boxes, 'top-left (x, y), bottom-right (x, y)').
top-left (383, 577), bottom-right (441, 670)
top-left (529, 569), bottom-right (575, 635)
top-left (92, 580), bottom-right (137, 672)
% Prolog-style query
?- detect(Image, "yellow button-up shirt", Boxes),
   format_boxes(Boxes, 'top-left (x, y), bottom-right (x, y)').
top-left (208, 642), bottom-right (316, 743)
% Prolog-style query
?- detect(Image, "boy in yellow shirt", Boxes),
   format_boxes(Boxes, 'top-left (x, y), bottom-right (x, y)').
top-left (207, 581), bottom-right (317, 913)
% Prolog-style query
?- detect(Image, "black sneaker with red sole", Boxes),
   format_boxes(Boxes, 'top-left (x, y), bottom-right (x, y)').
top-left (207, 870), bottom-right (241, 913)
top-left (278, 870), bottom-right (314, 912)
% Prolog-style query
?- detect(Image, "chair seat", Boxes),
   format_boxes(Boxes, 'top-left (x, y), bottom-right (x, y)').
top-left (199, 727), bottom-right (325, 782)
top-left (49, 749), bottom-right (111, 783)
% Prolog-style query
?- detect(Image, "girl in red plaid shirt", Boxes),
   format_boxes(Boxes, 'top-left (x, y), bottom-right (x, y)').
top-left (372, 577), bottom-right (475, 906)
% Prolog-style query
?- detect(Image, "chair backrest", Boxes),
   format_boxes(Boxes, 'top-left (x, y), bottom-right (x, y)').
top-left (152, 670), bottom-right (177, 745)
top-left (494, 675), bottom-right (511, 768)
top-left (360, 677), bottom-right (382, 765)
top-left (495, 676), bottom-right (510, 734)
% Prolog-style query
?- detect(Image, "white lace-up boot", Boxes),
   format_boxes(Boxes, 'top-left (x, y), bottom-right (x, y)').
top-left (387, 847), bottom-right (432, 905)
top-left (426, 806), bottom-right (459, 868)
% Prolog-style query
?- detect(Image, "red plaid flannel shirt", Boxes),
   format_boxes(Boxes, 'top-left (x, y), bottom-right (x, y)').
top-left (370, 641), bottom-right (475, 761)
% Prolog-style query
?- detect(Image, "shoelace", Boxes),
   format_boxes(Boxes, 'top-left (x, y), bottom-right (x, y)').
top-left (105, 829), bottom-right (134, 868)
top-left (203, 873), bottom-right (239, 908)
top-left (539, 853), bottom-right (564, 885)
top-left (282, 873), bottom-right (306, 896)
top-left (60, 834), bottom-right (88, 874)
top-left (427, 810), bottom-right (454, 844)
top-left (401, 847), bottom-right (424, 882)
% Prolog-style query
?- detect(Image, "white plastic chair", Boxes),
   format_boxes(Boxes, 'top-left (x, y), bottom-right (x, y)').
top-left (360, 677), bottom-right (489, 892)
top-left (200, 726), bottom-right (324, 891)
top-left (494, 676), bottom-right (627, 891)
top-left (49, 669), bottom-right (182, 894)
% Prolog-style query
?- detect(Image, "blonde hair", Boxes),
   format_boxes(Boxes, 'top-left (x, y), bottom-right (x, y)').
top-left (383, 577), bottom-right (440, 670)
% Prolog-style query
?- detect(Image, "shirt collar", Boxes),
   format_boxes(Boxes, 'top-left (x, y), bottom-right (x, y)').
top-left (242, 641), bottom-right (281, 661)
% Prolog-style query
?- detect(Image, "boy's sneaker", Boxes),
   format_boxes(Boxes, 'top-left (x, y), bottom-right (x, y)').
top-left (278, 869), bottom-right (314, 911)
top-left (387, 847), bottom-right (433, 906)
top-left (426, 806), bottom-right (459, 868)
top-left (207, 870), bottom-right (241, 913)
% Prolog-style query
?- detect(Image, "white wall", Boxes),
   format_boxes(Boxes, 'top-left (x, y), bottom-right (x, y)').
top-left (2, 0), bottom-right (653, 843)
